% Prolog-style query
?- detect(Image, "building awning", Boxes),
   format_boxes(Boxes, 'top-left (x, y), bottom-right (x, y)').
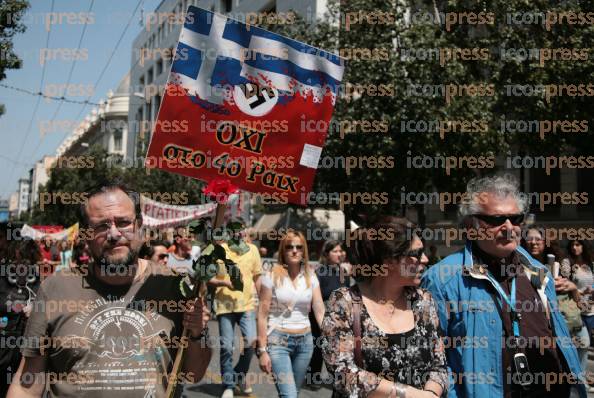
top-left (251, 213), bottom-right (283, 235)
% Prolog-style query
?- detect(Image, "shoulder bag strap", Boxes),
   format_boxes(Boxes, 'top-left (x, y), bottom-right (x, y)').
top-left (350, 285), bottom-right (364, 368)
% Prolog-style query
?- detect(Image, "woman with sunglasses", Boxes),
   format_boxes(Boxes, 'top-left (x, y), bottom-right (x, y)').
top-left (520, 224), bottom-right (564, 268)
top-left (321, 218), bottom-right (447, 398)
top-left (257, 230), bottom-right (325, 398)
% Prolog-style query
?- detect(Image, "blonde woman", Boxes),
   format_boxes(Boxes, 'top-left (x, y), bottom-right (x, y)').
top-left (257, 230), bottom-right (325, 398)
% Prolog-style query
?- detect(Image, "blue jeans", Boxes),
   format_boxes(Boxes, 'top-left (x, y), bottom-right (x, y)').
top-left (574, 324), bottom-right (591, 374)
top-left (582, 314), bottom-right (594, 333)
top-left (268, 330), bottom-right (314, 398)
top-left (218, 311), bottom-right (257, 389)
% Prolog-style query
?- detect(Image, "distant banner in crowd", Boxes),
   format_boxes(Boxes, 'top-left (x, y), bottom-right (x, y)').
top-left (21, 224), bottom-right (78, 241)
top-left (141, 195), bottom-right (239, 228)
top-left (145, 6), bottom-right (345, 204)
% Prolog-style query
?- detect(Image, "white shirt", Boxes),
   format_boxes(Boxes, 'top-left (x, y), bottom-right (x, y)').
top-left (261, 268), bottom-right (319, 331)
top-left (167, 246), bottom-right (201, 276)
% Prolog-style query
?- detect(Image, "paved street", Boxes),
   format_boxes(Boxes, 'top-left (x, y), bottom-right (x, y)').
top-left (182, 320), bottom-right (332, 398)
top-left (183, 321), bottom-right (594, 398)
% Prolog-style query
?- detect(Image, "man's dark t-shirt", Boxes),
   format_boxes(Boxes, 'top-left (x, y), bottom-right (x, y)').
top-left (21, 260), bottom-right (192, 397)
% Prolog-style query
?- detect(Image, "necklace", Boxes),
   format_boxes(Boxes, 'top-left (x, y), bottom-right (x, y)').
top-left (365, 290), bottom-right (402, 317)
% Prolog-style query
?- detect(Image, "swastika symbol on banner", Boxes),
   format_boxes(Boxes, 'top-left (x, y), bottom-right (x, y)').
top-left (234, 82), bottom-right (278, 117)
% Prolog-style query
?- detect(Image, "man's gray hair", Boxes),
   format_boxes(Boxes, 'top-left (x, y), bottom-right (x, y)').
top-left (459, 174), bottom-right (528, 222)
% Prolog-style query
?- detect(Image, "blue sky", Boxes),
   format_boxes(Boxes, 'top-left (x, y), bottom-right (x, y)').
top-left (0, 0), bottom-right (161, 199)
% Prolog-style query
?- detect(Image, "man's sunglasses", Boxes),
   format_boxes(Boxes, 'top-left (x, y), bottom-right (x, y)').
top-left (285, 244), bottom-right (304, 251)
top-left (472, 213), bottom-right (525, 226)
top-left (158, 254), bottom-right (169, 260)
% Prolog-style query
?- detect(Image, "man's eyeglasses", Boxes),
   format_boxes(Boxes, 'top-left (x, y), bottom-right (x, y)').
top-left (89, 218), bottom-right (136, 236)
top-left (158, 253), bottom-right (169, 260)
top-left (403, 248), bottom-right (425, 261)
top-left (472, 213), bottom-right (525, 227)
top-left (285, 244), bottom-right (304, 251)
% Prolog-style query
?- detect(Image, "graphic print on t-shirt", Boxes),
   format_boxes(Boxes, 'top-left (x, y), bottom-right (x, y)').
top-left (51, 295), bottom-right (173, 394)
top-left (74, 298), bottom-right (164, 360)
top-left (22, 264), bottom-right (186, 397)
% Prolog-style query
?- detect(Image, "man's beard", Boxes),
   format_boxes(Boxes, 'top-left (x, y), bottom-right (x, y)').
top-left (97, 250), bottom-right (137, 266)
top-left (94, 248), bottom-right (139, 278)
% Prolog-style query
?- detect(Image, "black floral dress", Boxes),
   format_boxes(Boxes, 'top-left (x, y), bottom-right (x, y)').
top-left (321, 286), bottom-right (448, 397)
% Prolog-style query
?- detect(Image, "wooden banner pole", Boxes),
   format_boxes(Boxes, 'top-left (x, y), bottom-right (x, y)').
top-left (165, 202), bottom-right (227, 398)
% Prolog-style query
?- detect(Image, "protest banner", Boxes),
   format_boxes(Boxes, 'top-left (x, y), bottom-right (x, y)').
top-left (21, 224), bottom-right (77, 241)
top-left (140, 194), bottom-right (239, 228)
top-left (145, 6), bottom-right (345, 204)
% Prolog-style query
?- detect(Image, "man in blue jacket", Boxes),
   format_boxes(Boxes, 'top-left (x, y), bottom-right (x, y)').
top-left (422, 175), bottom-right (586, 398)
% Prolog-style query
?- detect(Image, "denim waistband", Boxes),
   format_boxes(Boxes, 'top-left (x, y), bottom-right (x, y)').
top-left (270, 330), bottom-right (312, 340)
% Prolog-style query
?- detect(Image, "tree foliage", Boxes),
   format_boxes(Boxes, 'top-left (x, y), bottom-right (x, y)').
top-left (29, 146), bottom-right (205, 225)
top-left (0, 0), bottom-right (29, 116)
top-left (264, 0), bottom-right (594, 224)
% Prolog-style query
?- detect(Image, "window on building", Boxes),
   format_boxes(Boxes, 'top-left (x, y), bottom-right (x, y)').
top-left (157, 58), bottom-right (164, 76)
top-left (263, 3), bottom-right (276, 13)
top-left (155, 94), bottom-right (162, 114)
top-left (167, 47), bottom-right (175, 66)
top-left (113, 128), bottom-right (123, 152)
top-left (147, 67), bottom-right (154, 84)
top-left (224, 0), bottom-right (232, 12)
top-left (136, 109), bottom-right (143, 135)
top-left (529, 166), bottom-right (561, 218)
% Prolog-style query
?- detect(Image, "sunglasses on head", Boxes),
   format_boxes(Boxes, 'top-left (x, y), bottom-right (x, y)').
top-left (472, 213), bottom-right (525, 226)
top-left (285, 244), bottom-right (304, 251)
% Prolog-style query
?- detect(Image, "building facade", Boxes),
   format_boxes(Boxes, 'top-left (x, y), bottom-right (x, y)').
top-left (27, 155), bottom-right (56, 209)
top-left (8, 192), bottom-right (18, 220)
top-left (16, 178), bottom-right (30, 217)
top-left (56, 73), bottom-right (130, 159)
